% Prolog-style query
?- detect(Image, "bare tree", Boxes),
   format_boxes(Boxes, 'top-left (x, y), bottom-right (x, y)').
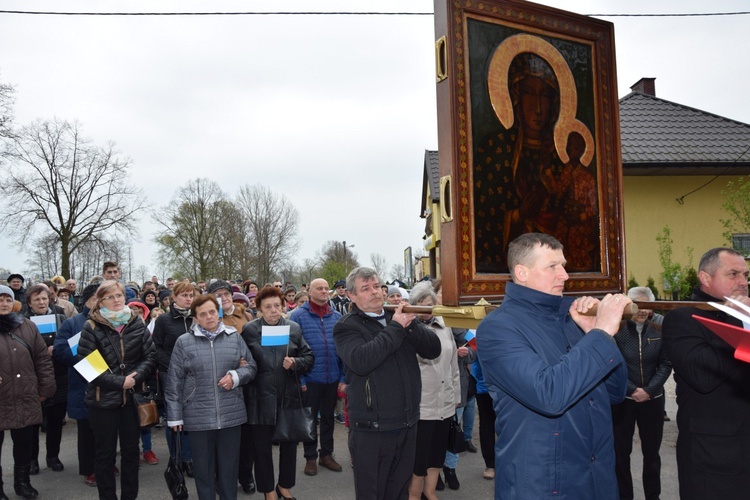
top-left (390, 263), bottom-right (405, 282)
top-left (236, 184), bottom-right (300, 285)
top-left (155, 178), bottom-right (229, 280)
top-left (0, 73), bottom-right (15, 139)
top-left (134, 265), bottom-right (149, 285)
top-left (370, 253), bottom-right (388, 280)
top-left (0, 119), bottom-right (146, 279)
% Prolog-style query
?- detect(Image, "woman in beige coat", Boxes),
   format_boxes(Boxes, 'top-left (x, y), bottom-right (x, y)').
top-left (407, 282), bottom-right (460, 500)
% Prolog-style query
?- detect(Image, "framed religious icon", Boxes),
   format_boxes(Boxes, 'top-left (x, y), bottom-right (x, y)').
top-left (434, 0), bottom-right (625, 305)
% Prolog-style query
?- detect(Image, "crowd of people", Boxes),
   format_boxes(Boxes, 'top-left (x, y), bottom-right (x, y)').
top-left (2, 234), bottom-right (750, 499)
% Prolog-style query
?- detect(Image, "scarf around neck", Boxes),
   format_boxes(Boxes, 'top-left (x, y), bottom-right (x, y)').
top-left (100, 307), bottom-right (132, 328)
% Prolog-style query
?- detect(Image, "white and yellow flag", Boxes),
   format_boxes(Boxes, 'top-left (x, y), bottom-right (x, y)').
top-left (74, 349), bottom-right (109, 382)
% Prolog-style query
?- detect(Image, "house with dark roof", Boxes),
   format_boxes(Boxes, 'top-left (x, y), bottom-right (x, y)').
top-left (621, 78), bottom-right (750, 292)
top-left (421, 78), bottom-right (750, 296)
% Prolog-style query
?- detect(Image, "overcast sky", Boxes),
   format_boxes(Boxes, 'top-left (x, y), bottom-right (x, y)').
top-left (1, 0), bottom-right (748, 282)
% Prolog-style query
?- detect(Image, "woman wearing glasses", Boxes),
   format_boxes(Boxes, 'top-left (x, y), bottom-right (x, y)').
top-left (77, 280), bottom-right (157, 500)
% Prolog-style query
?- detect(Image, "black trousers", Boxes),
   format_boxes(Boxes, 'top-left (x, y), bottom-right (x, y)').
top-left (0, 426), bottom-right (35, 468)
top-left (475, 392), bottom-right (496, 468)
top-left (612, 396), bottom-right (665, 500)
top-left (238, 424), bottom-right (255, 487)
top-left (251, 424), bottom-right (297, 494)
top-left (190, 426), bottom-right (241, 500)
top-left (349, 426), bottom-right (417, 500)
top-left (89, 405), bottom-right (141, 500)
top-left (31, 401), bottom-right (67, 461)
top-left (76, 418), bottom-right (96, 476)
top-left (302, 381), bottom-right (338, 459)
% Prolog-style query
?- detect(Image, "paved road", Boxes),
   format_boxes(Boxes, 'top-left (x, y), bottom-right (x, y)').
top-left (1, 384), bottom-right (680, 499)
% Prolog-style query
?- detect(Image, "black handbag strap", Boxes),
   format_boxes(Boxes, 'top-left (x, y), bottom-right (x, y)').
top-left (171, 429), bottom-right (183, 464)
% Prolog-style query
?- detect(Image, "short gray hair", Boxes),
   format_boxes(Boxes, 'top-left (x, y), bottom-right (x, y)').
top-left (627, 286), bottom-right (654, 302)
top-left (346, 267), bottom-right (380, 295)
top-left (409, 282), bottom-right (436, 306)
top-left (699, 247), bottom-right (743, 276)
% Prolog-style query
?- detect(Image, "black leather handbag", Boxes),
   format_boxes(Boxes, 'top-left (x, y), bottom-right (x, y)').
top-left (164, 430), bottom-right (189, 499)
top-left (447, 414), bottom-right (468, 453)
top-left (271, 373), bottom-right (315, 443)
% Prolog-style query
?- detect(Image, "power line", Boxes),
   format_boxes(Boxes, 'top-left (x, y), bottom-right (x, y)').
top-left (0, 10), bottom-right (748, 17)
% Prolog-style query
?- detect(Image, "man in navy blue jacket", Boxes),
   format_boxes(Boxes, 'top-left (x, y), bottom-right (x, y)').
top-left (290, 278), bottom-right (344, 476)
top-left (477, 233), bottom-right (628, 499)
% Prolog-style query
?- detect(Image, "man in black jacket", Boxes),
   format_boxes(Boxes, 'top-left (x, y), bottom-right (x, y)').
top-left (663, 247), bottom-right (750, 500)
top-left (334, 267), bottom-right (441, 500)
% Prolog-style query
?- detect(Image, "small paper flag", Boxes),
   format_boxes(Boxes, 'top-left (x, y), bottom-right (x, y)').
top-left (30, 314), bottom-right (57, 334)
top-left (464, 329), bottom-right (477, 349)
top-left (261, 325), bottom-right (290, 347)
top-left (67, 332), bottom-right (81, 356)
top-left (74, 349), bottom-right (109, 382)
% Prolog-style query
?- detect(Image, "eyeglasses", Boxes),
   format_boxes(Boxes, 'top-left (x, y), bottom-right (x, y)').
top-left (102, 293), bottom-right (124, 301)
top-left (214, 291), bottom-right (232, 299)
top-left (275, 285), bottom-right (283, 288)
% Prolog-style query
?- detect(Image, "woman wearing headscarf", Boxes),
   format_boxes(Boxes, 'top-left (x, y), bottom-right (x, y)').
top-left (407, 282), bottom-right (460, 500)
top-left (0, 285), bottom-right (55, 500)
top-left (141, 290), bottom-right (158, 311)
top-left (166, 293), bottom-right (257, 500)
top-left (24, 284), bottom-right (68, 476)
top-left (242, 286), bottom-right (314, 500)
top-left (77, 280), bottom-right (157, 500)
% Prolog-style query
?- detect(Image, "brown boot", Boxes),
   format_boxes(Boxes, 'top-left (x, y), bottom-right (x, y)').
top-left (304, 458), bottom-right (317, 476)
top-left (319, 455), bottom-right (343, 472)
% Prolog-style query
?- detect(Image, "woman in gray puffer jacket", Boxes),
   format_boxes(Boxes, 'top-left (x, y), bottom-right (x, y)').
top-left (166, 294), bottom-right (257, 500)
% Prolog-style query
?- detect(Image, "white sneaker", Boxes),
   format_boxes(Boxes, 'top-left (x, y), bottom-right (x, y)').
top-left (483, 467), bottom-right (495, 480)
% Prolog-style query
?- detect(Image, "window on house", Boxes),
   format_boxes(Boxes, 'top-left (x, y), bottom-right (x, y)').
top-left (731, 234), bottom-right (750, 256)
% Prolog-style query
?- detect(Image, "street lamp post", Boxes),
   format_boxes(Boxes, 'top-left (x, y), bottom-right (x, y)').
top-left (343, 241), bottom-right (355, 274)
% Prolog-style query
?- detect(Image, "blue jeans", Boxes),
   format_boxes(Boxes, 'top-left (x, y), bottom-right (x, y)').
top-left (463, 395), bottom-right (476, 441)
top-left (444, 406), bottom-right (465, 469)
top-left (164, 406), bottom-right (192, 461)
top-left (140, 428), bottom-right (151, 453)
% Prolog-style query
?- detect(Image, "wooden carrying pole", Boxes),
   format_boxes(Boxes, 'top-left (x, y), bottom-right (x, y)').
top-left (385, 300), bottom-right (715, 327)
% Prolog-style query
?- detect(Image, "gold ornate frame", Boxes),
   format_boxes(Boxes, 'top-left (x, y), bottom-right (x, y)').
top-left (434, 0), bottom-right (625, 305)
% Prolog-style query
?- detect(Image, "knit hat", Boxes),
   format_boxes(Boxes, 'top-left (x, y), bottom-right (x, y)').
top-left (207, 280), bottom-right (233, 295)
top-left (7, 273), bottom-right (23, 284)
top-left (387, 285), bottom-right (401, 296)
top-left (246, 291), bottom-right (257, 299)
top-left (0, 285), bottom-right (14, 299)
top-left (158, 290), bottom-right (172, 301)
top-left (81, 283), bottom-right (101, 305)
top-left (233, 292), bottom-right (250, 307)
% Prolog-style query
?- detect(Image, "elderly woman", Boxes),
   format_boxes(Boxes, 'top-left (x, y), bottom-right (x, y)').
top-left (24, 284), bottom-right (68, 476)
top-left (77, 280), bottom-right (157, 500)
top-left (141, 290), bottom-right (158, 311)
top-left (166, 294), bottom-right (257, 500)
top-left (0, 285), bottom-right (56, 499)
top-left (242, 286), bottom-right (313, 500)
top-left (612, 287), bottom-right (672, 500)
top-left (407, 282), bottom-right (460, 500)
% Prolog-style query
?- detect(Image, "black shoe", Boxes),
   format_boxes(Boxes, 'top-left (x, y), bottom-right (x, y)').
top-left (240, 480), bottom-right (256, 494)
top-left (443, 466), bottom-right (460, 490)
top-left (46, 457), bottom-right (64, 472)
top-left (436, 473), bottom-right (445, 491)
top-left (465, 440), bottom-right (478, 453)
top-left (28, 461), bottom-right (39, 476)
top-left (13, 466), bottom-right (38, 499)
top-left (182, 461), bottom-right (195, 478)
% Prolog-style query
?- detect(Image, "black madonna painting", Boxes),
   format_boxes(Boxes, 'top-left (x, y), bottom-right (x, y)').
top-left (433, 0), bottom-right (625, 303)
top-left (472, 24), bottom-right (599, 274)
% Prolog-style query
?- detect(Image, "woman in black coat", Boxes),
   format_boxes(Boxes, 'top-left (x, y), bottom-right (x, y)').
top-left (241, 286), bottom-right (313, 500)
top-left (77, 280), bottom-right (157, 500)
top-left (24, 284), bottom-right (68, 476)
